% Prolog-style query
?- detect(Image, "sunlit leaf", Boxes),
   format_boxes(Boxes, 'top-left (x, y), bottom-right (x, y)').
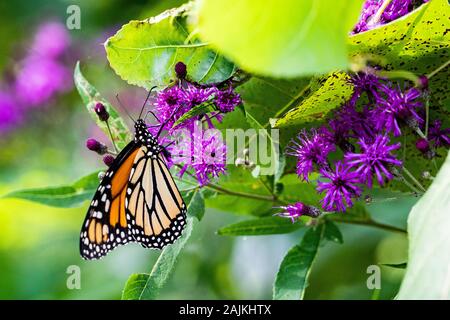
top-left (105, 3), bottom-right (235, 89)
top-left (197, 0), bottom-right (363, 77)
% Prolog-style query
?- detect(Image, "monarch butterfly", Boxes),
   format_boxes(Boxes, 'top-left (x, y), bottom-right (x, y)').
top-left (80, 93), bottom-right (186, 260)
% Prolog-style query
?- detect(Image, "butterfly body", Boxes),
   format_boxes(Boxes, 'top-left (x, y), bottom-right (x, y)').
top-left (80, 119), bottom-right (186, 260)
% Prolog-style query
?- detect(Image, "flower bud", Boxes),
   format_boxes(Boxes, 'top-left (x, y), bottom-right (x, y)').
top-left (94, 102), bottom-right (109, 121)
top-left (415, 138), bottom-right (430, 153)
top-left (86, 138), bottom-right (107, 155)
top-left (417, 75), bottom-right (429, 90)
top-left (103, 154), bottom-right (115, 167)
top-left (174, 62), bottom-right (187, 79)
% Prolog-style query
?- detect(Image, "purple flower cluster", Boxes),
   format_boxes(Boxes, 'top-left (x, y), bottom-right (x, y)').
top-left (285, 70), bottom-right (448, 213)
top-left (275, 202), bottom-right (321, 223)
top-left (0, 21), bottom-right (71, 134)
top-left (353, 0), bottom-right (429, 34)
top-left (150, 63), bottom-right (241, 185)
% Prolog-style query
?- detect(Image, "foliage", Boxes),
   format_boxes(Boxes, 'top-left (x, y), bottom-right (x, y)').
top-left (3, 0), bottom-right (449, 300)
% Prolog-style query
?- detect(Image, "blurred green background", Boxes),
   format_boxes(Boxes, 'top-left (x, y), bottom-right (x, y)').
top-left (0, 0), bottom-right (416, 299)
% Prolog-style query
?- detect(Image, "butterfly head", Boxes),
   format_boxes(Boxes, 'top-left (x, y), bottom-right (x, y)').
top-left (134, 119), bottom-right (159, 148)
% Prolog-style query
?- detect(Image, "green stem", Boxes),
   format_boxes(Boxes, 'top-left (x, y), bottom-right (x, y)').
top-left (425, 95), bottom-right (430, 138)
top-left (105, 121), bottom-right (118, 153)
top-left (206, 182), bottom-right (277, 202)
top-left (402, 167), bottom-right (426, 193)
top-left (331, 217), bottom-right (407, 234)
top-left (427, 59), bottom-right (450, 79)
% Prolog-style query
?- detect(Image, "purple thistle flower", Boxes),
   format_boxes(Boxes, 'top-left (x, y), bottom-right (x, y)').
top-left (182, 84), bottom-right (216, 108)
top-left (319, 119), bottom-right (354, 152)
top-left (373, 85), bottom-right (423, 136)
top-left (349, 72), bottom-right (382, 103)
top-left (214, 86), bottom-right (241, 113)
top-left (0, 91), bottom-right (21, 134)
top-left (31, 21), bottom-right (70, 59)
top-left (286, 130), bottom-right (335, 181)
top-left (275, 202), bottom-right (321, 223)
top-left (336, 103), bottom-right (377, 141)
top-left (345, 134), bottom-right (402, 188)
top-left (352, 0), bottom-right (424, 34)
top-left (14, 57), bottom-right (70, 106)
top-left (171, 125), bottom-right (227, 186)
top-left (154, 86), bottom-right (187, 131)
top-left (317, 162), bottom-right (362, 212)
top-left (428, 120), bottom-right (450, 148)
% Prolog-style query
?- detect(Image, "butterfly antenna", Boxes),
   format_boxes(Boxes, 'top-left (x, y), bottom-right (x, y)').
top-left (115, 94), bottom-right (135, 123)
top-left (138, 86), bottom-right (158, 120)
top-left (157, 105), bottom-right (182, 138)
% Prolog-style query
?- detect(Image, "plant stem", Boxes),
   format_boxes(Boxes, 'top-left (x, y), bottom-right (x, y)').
top-left (424, 95), bottom-right (430, 138)
top-left (331, 217), bottom-right (407, 234)
top-left (427, 59), bottom-right (450, 79)
top-left (205, 182), bottom-right (277, 202)
top-left (402, 167), bottom-right (427, 193)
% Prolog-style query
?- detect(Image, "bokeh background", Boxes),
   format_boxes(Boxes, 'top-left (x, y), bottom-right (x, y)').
top-left (0, 0), bottom-right (416, 299)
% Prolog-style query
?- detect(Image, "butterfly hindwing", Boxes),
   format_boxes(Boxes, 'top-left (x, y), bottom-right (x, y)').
top-left (80, 141), bottom-right (140, 260)
top-left (125, 147), bottom-right (187, 249)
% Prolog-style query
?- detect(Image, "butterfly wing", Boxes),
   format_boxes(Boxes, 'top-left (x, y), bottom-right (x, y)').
top-left (80, 141), bottom-right (141, 260)
top-left (125, 147), bottom-right (187, 248)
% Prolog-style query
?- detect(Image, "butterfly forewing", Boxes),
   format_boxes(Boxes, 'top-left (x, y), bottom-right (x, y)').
top-left (80, 142), bottom-right (139, 260)
top-left (125, 146), bottom-right (187, 248)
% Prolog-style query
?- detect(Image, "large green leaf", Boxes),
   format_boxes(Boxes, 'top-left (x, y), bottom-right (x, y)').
top-left (397, 151), bottom-right (450, 299)
top-left (349, 0), bottom-right (450, 192)
top-left (272, 72), bottom-right (354, 128)
top-left (74, 62), bottom-right (131, 149)
top-left (122, 217), bottom-right (194, 300)
top-left (218, 216), bottom-right (303, 236)
top-left (197, 0), bottom-right (363, 77)
top-left (273, 224), bottom-right (324, 300)
top-left (105, 3), bottom-right (235, 89)
top-left (183, 188), bottom-right (205, 221)
top-left (2, 171), bottom-right (100, 208)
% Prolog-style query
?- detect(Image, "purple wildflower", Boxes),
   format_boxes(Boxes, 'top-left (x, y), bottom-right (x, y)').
top-left (183, 84), bottom-right (216, 108)
top-left (336, 103), bottom-right (377, 141)
top-left (373, 85), bottom-right (423, 136)
top-left (286, 130), bottom-right (335, 181)
top-left (214, 86), bottom-right (241, 113)
top-left (319, 119), bottom-right (354, 152)
top-left (0, 91), bottom-right (21, 134)
top-left (349, 72), bottom-right (382, 103)
top-left (428, 120), bottom-right (450, 148)
top-left (415, 138), bottom-right (430, 154)
top-left (171, 125), bottom-right (227, 186)
top-left (353, 0), bottom-right (424, 34)
top-left (275, 202), bottom-right (321, 223)
top-left (154, 86), bottom-right (187, 131)
top-left (317, 162), bottom-right (362, 212)
top-left (31, 21), bottom-right (70, 58)
top-left (14, 57), bottom-right (70, 106)
top-left (345, 134), bottom-right (402, 187)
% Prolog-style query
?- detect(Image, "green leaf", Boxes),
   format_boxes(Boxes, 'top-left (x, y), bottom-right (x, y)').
top-left (183, 189), bottom-right (205, 221)
top-left (173, 100), bottom-right (217, 126)
top-left (218, 216), bottom-right (303, 236)
top-left (272, 72), bottom-right (354, 128)
top-left (197, 0), bottom-right (363, 77)
top-left (105, 3), bottom-right (235, 89)
top-left (74, 62), bottom-right (131, 149)
top-left (323, 220), bottom-right (343, 244)
top-left (397, 151), bottom-right (450, 299)
top-left (273, 224), bottom-right (324, 300)
top-left (3, 171), bottom-right (100, 208)
top-left (122, 217), bottom-right (194, 300)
